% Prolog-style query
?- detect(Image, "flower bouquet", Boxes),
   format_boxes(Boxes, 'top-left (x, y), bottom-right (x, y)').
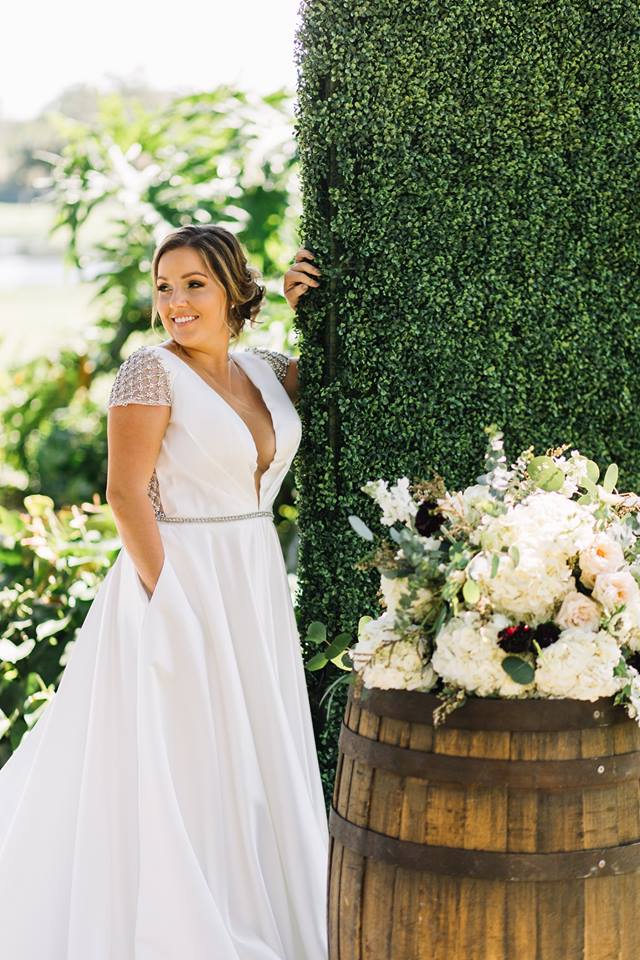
top-left (346, 426), bottom-right (640, 725)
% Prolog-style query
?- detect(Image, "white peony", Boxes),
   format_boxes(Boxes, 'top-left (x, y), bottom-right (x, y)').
top-left (579, 533), bottom-right (625, 589)
top-left (361, 476), bottom-right (418, 527)
top-left (362, 639), bottom-right (437, 692)
top-left (592, 570), bottom-right (640, 613)
top-left (432, 611), bottom-right (535, 697)
top-left (534, 628), bottom-right (622, 701)
top-left (555, 591), bottom-right (602, 632)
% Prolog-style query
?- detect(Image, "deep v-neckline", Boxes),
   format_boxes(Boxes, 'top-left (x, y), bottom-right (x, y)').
top-left (154, 344), bottom-right (278, 509)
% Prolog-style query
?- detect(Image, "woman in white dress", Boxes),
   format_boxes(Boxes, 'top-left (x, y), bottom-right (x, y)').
top-left (0, 224), bottom-right (325, 959)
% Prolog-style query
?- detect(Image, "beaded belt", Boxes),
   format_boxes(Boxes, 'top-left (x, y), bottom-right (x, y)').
top-left (157, 509), bottom-right (274, 524)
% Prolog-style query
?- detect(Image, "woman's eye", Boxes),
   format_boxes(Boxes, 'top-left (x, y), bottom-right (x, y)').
top-left (156, 281), bottom-right (203, 292)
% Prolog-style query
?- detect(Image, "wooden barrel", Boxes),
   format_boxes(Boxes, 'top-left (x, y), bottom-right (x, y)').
top-left (327, 678), bottom-right (640, 959)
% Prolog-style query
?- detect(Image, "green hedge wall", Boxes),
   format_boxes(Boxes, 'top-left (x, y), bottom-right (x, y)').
top-left (292, 0), bottom-right (640, 804)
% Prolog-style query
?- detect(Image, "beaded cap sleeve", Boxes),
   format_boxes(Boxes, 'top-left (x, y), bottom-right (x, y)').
top-left (243, 346), bottom-right (290, 385)
top-left (108, 346), bottom-right (173, 407)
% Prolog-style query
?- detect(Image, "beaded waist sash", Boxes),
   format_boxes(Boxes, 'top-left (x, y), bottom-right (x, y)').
top-left (157, 509), bottom-right (274, 524)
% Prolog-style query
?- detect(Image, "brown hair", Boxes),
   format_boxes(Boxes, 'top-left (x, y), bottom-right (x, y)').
top-left (150, 224), bottom-right (266, 341)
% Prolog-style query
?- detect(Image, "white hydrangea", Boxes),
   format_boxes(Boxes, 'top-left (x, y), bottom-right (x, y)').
top-left (534, 628), bottom-right (622, 701)
top-left (467, 549), bottom-right (573, 625)
top-left (361, 476), bottom-right (418, 527)
top-left (349, 611), bottom-right (398, 670)
top-left (362, 639), bottom-right (437, 692)
top-left (479, 491), bottom-right (595, 557)
top-left (380, 574), bottom-right (435, 620)
top-left (431, 611), bottom-right (535, 697)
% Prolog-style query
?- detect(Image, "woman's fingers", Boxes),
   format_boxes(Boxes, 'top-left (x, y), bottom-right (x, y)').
top-left (285, 265), bottom-right (320, 289)
top-left (284, 248), bottom-right (322, 308)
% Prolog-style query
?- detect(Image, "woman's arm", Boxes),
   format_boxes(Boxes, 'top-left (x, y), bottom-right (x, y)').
top-left (106, 402), bottom-right (170, 598)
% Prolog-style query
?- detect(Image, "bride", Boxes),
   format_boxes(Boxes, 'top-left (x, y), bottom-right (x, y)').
top-left (0, 224), bottom-right (325, 960)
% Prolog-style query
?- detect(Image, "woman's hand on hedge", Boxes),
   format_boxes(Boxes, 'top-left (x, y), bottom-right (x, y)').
top-left (283, 248), bottom-right (321, 310)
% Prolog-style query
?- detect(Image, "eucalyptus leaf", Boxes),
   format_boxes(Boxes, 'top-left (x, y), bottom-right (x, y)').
top-left (501, 655), bottom-right (535, 685)
top-left (324, 632), bottom-right (352, 660)
top-left (528, 456), bottom-right (555, 481)
top-left (603, 463), bottom-right (619, 493)
top-left (330, 650), bottom-right (353, 671)
top-left (305, 651), bottom-right (328, 671)
top-left (305, 621), bottom-right (327, 645)
top-left (348, 515), bottom-right (374, 541)
top-left (585, 460), bottom-right (600, 484)
top-left (462, 578), bottom-right (480, 604)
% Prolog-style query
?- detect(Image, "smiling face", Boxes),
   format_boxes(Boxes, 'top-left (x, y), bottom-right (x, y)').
top-left (155, 246), bottom-right (231, 348)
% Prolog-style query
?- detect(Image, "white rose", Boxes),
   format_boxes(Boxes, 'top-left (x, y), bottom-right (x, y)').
top-left (592, 570), bottom-right (640, 612)
top-left (555, 591), bottom-right (602, 632)
top-left (579, 534), bottom-right (625, 589)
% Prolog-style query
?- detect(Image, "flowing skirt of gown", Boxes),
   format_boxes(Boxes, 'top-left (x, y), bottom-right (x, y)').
top-left (0, 515), bottom-right (329, 959)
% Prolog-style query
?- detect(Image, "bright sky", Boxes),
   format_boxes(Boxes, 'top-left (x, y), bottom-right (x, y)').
top-left (1, 0), bottom-right (303, 121)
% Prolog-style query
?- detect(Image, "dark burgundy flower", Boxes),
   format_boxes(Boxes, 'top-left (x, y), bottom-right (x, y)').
top-left (498, 623), bottom-right (533, 654)
top-left (535, 622), bottom-right (561, 649)
top-left (415, 499), bottom-right (445, 537)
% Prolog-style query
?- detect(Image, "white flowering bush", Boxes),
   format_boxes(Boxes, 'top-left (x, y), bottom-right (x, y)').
top-left (346, 427), bottom-right (640, 726)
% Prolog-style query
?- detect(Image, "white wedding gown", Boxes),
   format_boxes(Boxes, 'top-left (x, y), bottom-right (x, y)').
top-left (0, 342), bottom-right (329, 959)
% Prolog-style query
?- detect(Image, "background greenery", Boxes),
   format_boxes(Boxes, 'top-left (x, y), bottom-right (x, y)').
top-left (0, 84), bottom-right (321, 777)
top-left (291, 0), bottom-right (640, 797)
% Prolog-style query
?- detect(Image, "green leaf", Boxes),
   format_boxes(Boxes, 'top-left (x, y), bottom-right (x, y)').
top-left (579, 476), bottom-right (599, 497)
top-left (501, 656), bottom-right (535, 685)
top-left (305, 621), bottom-right (327, 645)
top-left (614, 656), bottom-right (629, 678)
top-left (603, 463), bottom-right (619, 493)
top-left (330, 650), bottom-right (353, 671)
top-left (585, 460), bottom-right (600, 484)
top-left (576, 493), bottom-right (592, 505)
top-left (462, 578), bottom-right (480, 604)
top-left (324, 632), bottom-right (352, 660)
top-left (536, 466), bottom-right (565, 492)
top-left (305, 651), bottom-right (328, 671)
top-left (528, 456), bottom-right (555, 481)
top-left (348, 514), bottom-right (374, 541)
top-left (388, 526), bottom-right (401, 544)
top-left (490, 554), bottom-right (500, 578)
top-left (510, 545), bottom-right (520, 568)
